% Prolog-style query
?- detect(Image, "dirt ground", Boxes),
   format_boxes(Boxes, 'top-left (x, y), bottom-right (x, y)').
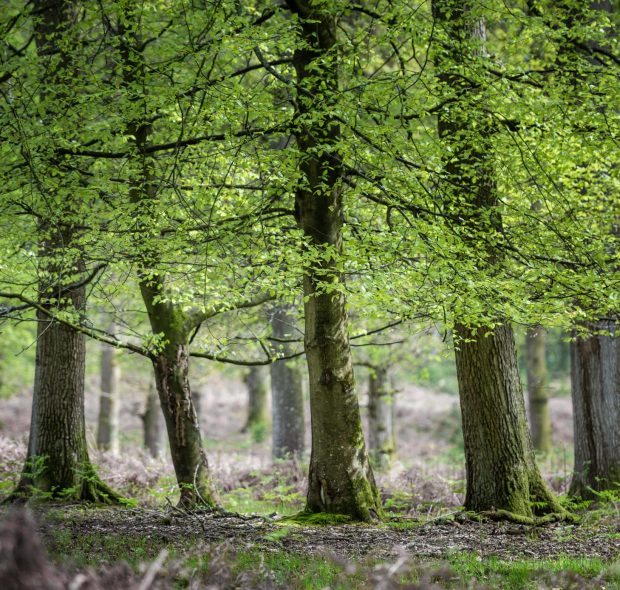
top-left (32, 505), bottom-right (620, 563)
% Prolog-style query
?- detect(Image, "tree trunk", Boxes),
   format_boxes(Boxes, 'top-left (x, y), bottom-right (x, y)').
top-left (526, 327), bottom-right (552, 453)
top-left (97, 329), bottom-right (121, 454)
top-left (287, 0), bottom-right (382, 521)
top-left (569, 322), bottom-right (620, 499)
top-left (242, 366), bottom-right (269, 437)
top-left (367, 367), bottom-right (395, 470)
top-left (455, 323), bottom-right (562, 517)
top-left (270, 304), bottom-right (305, 459)
top-left (15, 254), bottom-right (118, 502)
top-left (143, 288), bottom-right (215, 507)
top-left (142, 383), bottom-right (165, 458)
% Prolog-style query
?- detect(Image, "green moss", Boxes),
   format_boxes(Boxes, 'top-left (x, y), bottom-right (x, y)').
top-left (281, 511), bottom-right (354, 526)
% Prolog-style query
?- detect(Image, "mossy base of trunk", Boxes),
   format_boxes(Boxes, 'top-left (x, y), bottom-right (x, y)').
top-left (461, 508), bottom-right (577, 525)
top-left (283, 511), bottom-right (354, 526)
top-left (177, 479), bottom-right (218, 509)
top-left (7, 463), bottom-right (123, 506)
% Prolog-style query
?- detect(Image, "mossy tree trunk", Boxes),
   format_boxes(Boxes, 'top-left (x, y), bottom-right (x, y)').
top-left (367, 367), bottom-right (395, 470)
top-left (97, 325), bottom-right (121, 454)
top-left (142, 383), bottom-right (165, 458)
top-left (242, 366), bottom-right (269, 436)
top-left (569, 322), bottom-right (620, 499)
top-left (455, 323), bottom-right (562, 516)
top-left (287, 0), bottom-right (382, 521)
top-left (13, 0), bottom-right (119, 504)
top-left (526, 327), bottom-right (552, 453)
top-left (433, 0), bottom-right (562, 519)
top-left (270, 304), bottom-right (305, 459)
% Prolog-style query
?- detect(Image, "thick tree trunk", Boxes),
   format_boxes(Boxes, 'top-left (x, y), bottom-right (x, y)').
top-left (526, 327), bottom-right (552, 453)
top-left (15, 264), bottom-right (118, 502)
top-left (569, 322), bottom-right (620, 499)
top-left (242, 366), bottom-right (269, 437)
top-left (142, 383), bottom-right (165, 458)
top-left (287, 0), bottom-right (382, 521)
top-left (367, 367), bottom-right (395, 470)
top-left (270, 304), bottom-right (305, 459)
top-left (97, 332), bottom-right (121, 454)
top-left (455, 323), bottom-right (562, 517)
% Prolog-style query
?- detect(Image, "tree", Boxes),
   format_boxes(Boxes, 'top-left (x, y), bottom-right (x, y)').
top-left (242, 366), bottom-right (269, 439)
top-left (285, 0), bottom-right (382, 521)
top-left (569, 322), bottom-right (620, 498)
top-left (97, 325), bottom-right (121, 454)
top-left (526, 327), bottom-right (552, 453)
top-left (367, 365), bottom-right (395, 470)
top-left (10, 0), bottom-right (119, 503)
top-left (432, 0), bottom-right (564, 520)
top-left (142, 383), bottom-right (166, 458)
top-left (270, 303), bottom-right (305, 460)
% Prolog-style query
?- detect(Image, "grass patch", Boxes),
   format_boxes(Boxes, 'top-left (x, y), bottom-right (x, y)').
top-left (447, 552), bottom-right (620, 589)
top-left (232, 550), bottom-right (361, 589)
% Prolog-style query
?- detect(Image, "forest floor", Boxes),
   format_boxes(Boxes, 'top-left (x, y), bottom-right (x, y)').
top-left (1, 378), bottom-right (618, 588)
top-left (1, 500), bottom-right (619, 589)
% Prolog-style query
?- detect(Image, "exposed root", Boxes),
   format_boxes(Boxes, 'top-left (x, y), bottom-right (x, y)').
top-left (459, 509), bottom-right (579, 525)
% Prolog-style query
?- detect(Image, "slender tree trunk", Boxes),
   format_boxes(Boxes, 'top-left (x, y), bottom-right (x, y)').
top-left (270, 304), bottom-right (305, 459)
top-left (367, 367), bottom-right (395, 470)
top-left (569, 322), bottom-right (620, 499)
top-left (455, 323), bottom-right (561, 516)
top-left (242, 366), bottom-right (269, 436)
top-left (142, 383), bottom-right (165, 458)
top-left (12, 0), bottom-right (118, 503)
top-left (287, 0), bottom-right (382, 521)
top-left (142, 285), bottom-right (215, 506)
top-left (97, 328), bottom-right (121, 454)
top-left (526, 327), bottom-right (552, 453)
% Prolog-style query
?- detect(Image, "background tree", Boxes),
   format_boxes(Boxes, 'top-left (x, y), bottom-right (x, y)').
top-left (97, 325), bottom-right (121, 454)
top-left (526, 327), bottom-right (551, 453)
top-left (269, 303), bottom-right (305, 460)
top-left (570, 322), bottom-right (620, 498)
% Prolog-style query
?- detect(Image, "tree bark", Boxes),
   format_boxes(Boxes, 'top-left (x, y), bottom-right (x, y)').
top-left (242, 366), bottom-right (269, 437)
top-left (455, 323), bottom-right (561, 516)
top-left (12, 0), bottom-right (118, 503)
top-left (569, 322), bottom-right (620, 499)
top-left (270, 304), bottom-right (305, 459)
top-left (526, 327), bottom-right (552, 453)
top-left (142, 383), bottom-right (165, 458)
top-left (17, 278), bottom-right (117, 501)
top-left (97, 328), bottom-right (121, 454)
top-left (287, 0), bottom-right (382, 521)
top-left (367, 367), bottom-right (395, 470)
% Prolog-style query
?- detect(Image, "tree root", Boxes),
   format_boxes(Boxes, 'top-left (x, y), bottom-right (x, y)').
top-left (80, 476), bottom-right (124, 505)
top-left (458, 509), bottom-right (579, 525)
